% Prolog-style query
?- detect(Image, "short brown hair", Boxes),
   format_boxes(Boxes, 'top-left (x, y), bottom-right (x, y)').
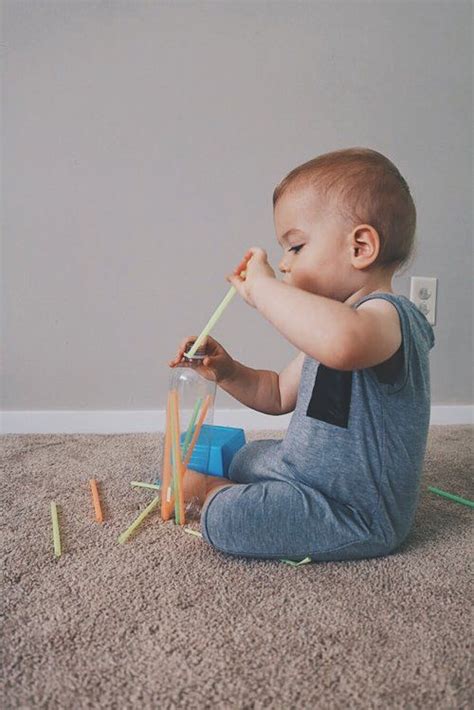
top-left (272, 147), bottom-right (417, 272)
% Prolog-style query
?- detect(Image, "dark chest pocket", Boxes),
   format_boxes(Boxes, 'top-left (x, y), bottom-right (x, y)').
top-left (306, 364), bottom-right (353, 428)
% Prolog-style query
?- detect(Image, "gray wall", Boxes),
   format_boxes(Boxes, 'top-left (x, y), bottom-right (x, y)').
top-left (2, 0), bottom-right (473, 410)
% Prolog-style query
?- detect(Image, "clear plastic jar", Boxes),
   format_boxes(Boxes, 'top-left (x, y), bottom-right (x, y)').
top-left (160, 344), bottom-right (216, 525)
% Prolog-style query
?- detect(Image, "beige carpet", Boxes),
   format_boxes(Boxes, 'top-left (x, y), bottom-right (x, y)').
top-left (1, 425), bottom-right (472, 709)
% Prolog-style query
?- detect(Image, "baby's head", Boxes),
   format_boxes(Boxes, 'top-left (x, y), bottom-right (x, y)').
top-left (272, 147), bottom-right (416, 302)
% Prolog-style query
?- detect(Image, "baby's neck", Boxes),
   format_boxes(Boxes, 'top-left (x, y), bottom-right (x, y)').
top-left (344, 274), bottom-right (394, 307)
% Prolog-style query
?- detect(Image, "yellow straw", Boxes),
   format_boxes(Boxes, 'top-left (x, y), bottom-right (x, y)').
top-left (50, 502), bottom-right (61, 558)
top-left (131, 481), bottom-right (161, 491)
top-left (185, 286), bottom-right (237, 358)
top-left (183, 528), bottom-right (203, 538)
top-left (118, 496), bottom-right (161, 544)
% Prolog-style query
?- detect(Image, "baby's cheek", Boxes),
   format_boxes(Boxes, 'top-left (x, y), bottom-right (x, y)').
top-left (294, 268), bottom-right (317, 292)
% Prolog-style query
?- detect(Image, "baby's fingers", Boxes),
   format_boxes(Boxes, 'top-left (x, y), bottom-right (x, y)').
top-left (168, 338), bottom-right (193, 366)
top-left (234, 251), bottom-right (253, 276)
top-left (168, 354), bottom-right (181, 367)
top-left (180, 336), bottom-right (197, 352)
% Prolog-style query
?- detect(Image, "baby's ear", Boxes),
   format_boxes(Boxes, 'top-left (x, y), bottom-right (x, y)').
top-left (350, 225), bottom-right (380, 268)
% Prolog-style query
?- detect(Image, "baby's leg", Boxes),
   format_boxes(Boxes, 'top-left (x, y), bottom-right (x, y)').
top-left (182, 438), bottom-right (285, 519)
top-left (227, 438), bottom-right (289, 485)
top-left (182, 438), bottom-right (283, 505)
top-left (200, 478), bottom-right (374, 561)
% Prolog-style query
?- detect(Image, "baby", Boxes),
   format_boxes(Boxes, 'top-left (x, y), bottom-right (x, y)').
top-left (169, 147), bottom-right (435, 562)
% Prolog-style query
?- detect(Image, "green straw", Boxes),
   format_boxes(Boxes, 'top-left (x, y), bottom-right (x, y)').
top-left (131, 481), bottom-right (161, 491)
top-left (182, 397), bottom-right (203, 457)
top-left (170, 395), bottom-right (182, 524)
top-left (118, 496), bottom-right (161, 544)
top-left (50, 502), bottom-right (62, 558)
top-left (185, 286), bottom-right (237, 358)
top-left (281, 557), bottom-right (312, 567)
top-left (427, 486), bottom-right (474, 508)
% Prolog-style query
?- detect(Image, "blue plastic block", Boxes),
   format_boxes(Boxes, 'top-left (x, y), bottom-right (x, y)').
top-left (179, 424), bottom-right (246, 477)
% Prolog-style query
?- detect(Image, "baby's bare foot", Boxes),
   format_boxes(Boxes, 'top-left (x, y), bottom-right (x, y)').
top-left (182, 468), bottom-right (208, 507)
top-left (182, 469), bottom-right (236, 521)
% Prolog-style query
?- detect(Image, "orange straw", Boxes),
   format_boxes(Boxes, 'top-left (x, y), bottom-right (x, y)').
top-left (161, 391), bottom-right (174, 521)
top-left (89, 479), bottom-right (104, 523)
top-left (171, 389), bottom-right (186, 525)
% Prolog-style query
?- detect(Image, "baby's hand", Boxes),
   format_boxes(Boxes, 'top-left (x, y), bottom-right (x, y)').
top-left (226, 247), bottom-right (276, 308)
top-left (168, 335), bottom-right (238, 384)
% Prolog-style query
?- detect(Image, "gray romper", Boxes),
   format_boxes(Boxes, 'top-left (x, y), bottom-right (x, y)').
top-left (200, 293), bottom-right (435, 561)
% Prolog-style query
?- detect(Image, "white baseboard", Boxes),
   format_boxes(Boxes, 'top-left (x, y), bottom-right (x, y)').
top-left (1, 406), bottom-right (472, 434)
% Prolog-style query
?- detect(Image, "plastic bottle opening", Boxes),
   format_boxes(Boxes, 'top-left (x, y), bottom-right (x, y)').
top-left (183, 343), bottom-right (207, 362)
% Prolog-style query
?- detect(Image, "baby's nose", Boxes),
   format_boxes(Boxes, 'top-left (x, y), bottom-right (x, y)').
top-left (278, 258), bottom-right (289, 274)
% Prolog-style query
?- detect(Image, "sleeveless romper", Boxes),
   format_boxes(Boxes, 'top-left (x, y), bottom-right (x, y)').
top-left (200, 293), bottom-right (435, 561)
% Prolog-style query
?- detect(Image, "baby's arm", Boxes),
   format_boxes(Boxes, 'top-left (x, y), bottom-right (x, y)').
top-left (251, 277), bottom-right (401, 370)
top-left (219, 351), bottom-right (304, 415)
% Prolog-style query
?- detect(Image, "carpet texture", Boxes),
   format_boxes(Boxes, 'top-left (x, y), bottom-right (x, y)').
top-left (1, 425), bottom-right (473, 709)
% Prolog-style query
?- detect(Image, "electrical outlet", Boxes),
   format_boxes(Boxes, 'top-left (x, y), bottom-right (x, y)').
top-left (409, 276), bottom-right (437, 325)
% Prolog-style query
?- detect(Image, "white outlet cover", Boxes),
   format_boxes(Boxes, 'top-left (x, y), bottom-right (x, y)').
top-left (409, 276), bottom-right (437, 325)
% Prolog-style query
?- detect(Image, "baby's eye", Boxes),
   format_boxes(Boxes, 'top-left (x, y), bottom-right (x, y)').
top-left (288, 245), bottom-right (303, 254)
